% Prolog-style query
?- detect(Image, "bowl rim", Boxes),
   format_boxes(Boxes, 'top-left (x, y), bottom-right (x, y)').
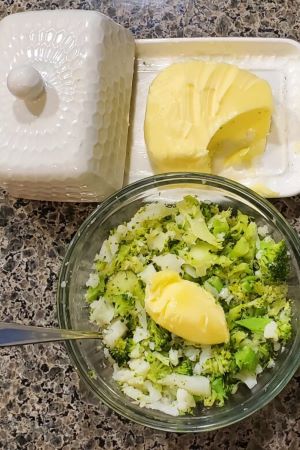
top-left (57, 172), bottom-right (300, 432)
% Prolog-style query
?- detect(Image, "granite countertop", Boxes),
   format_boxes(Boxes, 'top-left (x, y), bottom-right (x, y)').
top-left (1, 1), bottom-right (300, 449)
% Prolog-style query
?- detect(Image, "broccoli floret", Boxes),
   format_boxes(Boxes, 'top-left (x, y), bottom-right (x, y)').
top-left (204, 377), bottom-right (228, 407)
top-left (229, 211), bottom-right (250, 239)
top-left (126, 314), bottom-right (139, 333)
top-left (177, 195), bottom-right (200, 217)
top-left (202, 349), bottom-right (232, 376)
top-left (147, 319), bottom-right (171, 351)
top-left (85, 276), bottom-right (106, 303)
top-left (175, 359), bottom-right (193, 375)
top-left (113, 293), bottom-right (135, 317)
top-left (235, 345), bottom-right (258, 372)
top-left (205, 275), bottom-right (223, 293)
top-left (146, 359), bottom-right (172, 383)
top-left (109, 338), bottom-right (132, 366)
top-left (106, 270), bottom-right (144, 302)
top-left (199, 202), bottom-right (220, 222)
top-left (230, 329), bottom-right (248, 346)
top-left (228, 297), bottom-right (265, 323)
top-left (278, 322), bottom-right (292, 341)
top-left (257, 239), bottom-right (289, 282)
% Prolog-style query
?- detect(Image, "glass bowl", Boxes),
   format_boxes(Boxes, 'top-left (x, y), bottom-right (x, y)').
top-left (57, 173), bottom-right (300, 432)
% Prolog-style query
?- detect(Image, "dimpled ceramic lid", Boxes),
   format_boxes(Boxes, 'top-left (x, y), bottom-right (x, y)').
top-left (0, 10), bottom-right (135, 201)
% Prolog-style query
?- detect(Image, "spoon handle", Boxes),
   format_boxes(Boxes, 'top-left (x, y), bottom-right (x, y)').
top-left (0, 322), bottom-right (100, 347)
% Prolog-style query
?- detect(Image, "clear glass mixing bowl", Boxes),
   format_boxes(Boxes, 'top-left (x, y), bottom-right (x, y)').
top-left (57, 173), bottom-right (300, 432)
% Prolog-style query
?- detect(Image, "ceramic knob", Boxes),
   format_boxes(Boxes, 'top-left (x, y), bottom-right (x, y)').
top-left (7, 65), bottom-right (44, 100)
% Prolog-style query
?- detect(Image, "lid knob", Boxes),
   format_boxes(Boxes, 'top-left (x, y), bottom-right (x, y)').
top-left (7, 65), bottom-right (45, 101)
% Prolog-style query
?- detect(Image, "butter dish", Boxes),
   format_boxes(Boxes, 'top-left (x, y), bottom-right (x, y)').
top-left (0, 10), bottom-right (135, 201)
top-left (126, 38), bottom-right (300, 198)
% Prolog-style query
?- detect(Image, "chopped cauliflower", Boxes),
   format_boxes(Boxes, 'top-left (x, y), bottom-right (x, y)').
top-left (86, 273), bottom-right (99, 288)
top-left (89, 297), bottom-right (114, 326)
top-left (138, 264), bottom-right (156, 284)
top-left (103, 320), bottom-right (127, 348)
top-left (169, 349), bottom-right (179, 366)
top-left (264, 321), bottom-right (279, 341)
top-left (235, 371), bottom-right (257, 389)
top-left (153, 254), bottom-right (184, 273)
top-left (160, 374), bottom-right (211, 396)
top-left (133, 326), bottom-right (149, 343)
top-left (176, 388), bottom-right (196, 413)
top-left (128, 359), bottom-right (150, 376)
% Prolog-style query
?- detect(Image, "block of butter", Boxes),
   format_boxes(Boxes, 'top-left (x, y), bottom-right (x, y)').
top-left (0, 11), bottom-right (135, 201)
top-left (144, 61), bottom-right (273, 173)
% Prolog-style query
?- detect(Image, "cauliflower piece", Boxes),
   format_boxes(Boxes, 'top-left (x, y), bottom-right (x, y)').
top-left (184, 346), bottom-right (200, 362)
top-left (176, 388), bottom-right (196, 413)
top-left (144, 381), bottom-right (162, 403)
top-left (235, 371), bottom-right (257, 389)
top-left (89, 297), bottom-right (114, 327)
top-left (86, 273), bottom-right (99, 288)
top-left (103, 319), bottom-right (127, 347)
top-left (130, 343), bottom-right (142, 359)
top-left (147, 400), bottom-right (179, 416)
top-left (257, 225), bottom-right (269, 237)
top-left (133, 326), bottom-right (149, 343)
top-left (193, 346), bottom-right (212, 375)
top-left (128, 358), bottom-right (150, 376)
top-left (264, 321), bottom-right (279, 341)
top-left (160, 374), bottom-right (211, 396)
top-left (169, 349), bottom-right (179, 366)
top-left (138, 264), bottom-right (157, 284)
top-left (152, 254), bottom-right (184, 273)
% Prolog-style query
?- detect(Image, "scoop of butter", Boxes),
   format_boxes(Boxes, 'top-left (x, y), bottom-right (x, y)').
top-left (145, 270), bottom-right (229, 345)
top-left (144, 61), bottom-right (273, 173)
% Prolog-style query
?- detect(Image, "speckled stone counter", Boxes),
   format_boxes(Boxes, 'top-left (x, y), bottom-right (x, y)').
top-left (1, 1), bottom-right (300, 449)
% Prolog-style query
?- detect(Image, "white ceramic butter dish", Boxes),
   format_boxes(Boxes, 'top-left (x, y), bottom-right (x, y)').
top-left (0, 10), bottom-right (135, 201)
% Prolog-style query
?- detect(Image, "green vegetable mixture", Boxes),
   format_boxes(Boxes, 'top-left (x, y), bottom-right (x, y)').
top-left (85, 196), bottom-right (292, 416)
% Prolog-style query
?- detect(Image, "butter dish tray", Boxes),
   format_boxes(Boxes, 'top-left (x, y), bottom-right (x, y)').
top-left (125, 37), bottom-right (300, 198)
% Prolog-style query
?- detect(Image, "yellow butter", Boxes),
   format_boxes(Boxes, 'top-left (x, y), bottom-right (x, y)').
top-left (144, 61), bottom-right (273, 173)
top-left (250, 183), bottom-right (279, 198)
top-left (145, 270), bottom-right (229, 345)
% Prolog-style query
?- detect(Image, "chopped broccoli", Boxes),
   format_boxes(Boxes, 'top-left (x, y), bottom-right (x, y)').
top-left (235, 346), bottom-right (258, 372)
top-left (146, 359), bottom-right (172, 383)
top-left (109, 338), bottom-right (132, 366)
top-left (257, 239), bottom-right (289, 282)
top-left (199, 202), bottom-right (220, 222)
top-left (230, 329), bottom-right (248, 346)
top-left (230, 211), bottom-right (250, 239)
top-left (230, 236), bottom-right (250, 259)
top-left (148, 319), bottom-right (171, 351)
top-left (278, 323), bottom-right (292, 341)
top-left (175, 359), bottom-right (193, 376)
top-left (106, 270), bottom-right (144, 302)
top-left (205, 275), bottom-right (223, 293)
top-left (85, 276), bottom-right (106, 303)
top-left (113, 293), bottom-right (135, 317)
top-left (202, 349), bottom-right (232, 376)
top-left (204, 377), bottom-right (228, 407)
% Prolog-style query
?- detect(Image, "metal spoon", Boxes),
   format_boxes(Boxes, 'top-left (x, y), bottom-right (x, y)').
top-left (0, 322), bottom-right (101, 347)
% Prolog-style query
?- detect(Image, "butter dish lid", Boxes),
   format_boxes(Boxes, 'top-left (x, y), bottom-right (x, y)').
top-left (0, 10), bottom-right (135, 201)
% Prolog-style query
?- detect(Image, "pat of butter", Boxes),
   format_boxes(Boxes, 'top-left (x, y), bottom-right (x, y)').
top-left (144, 61), bottom-right (273, 173)
top-left (145, 270), bottom-right (229, 345)
top-left (250, 183), bottom-right (279, 198)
